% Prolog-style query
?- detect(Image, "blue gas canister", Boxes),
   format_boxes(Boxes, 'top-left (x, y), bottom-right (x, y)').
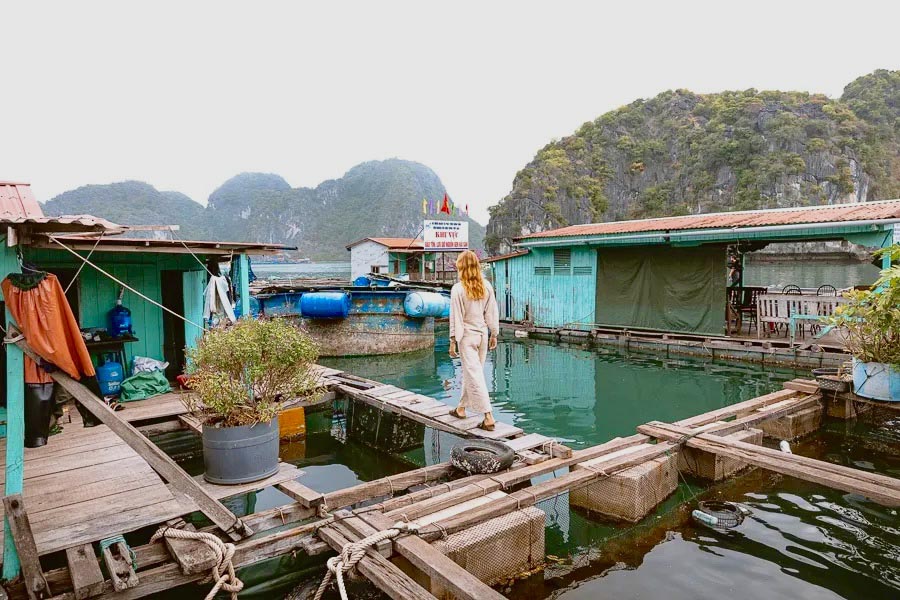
top-left (96, 354), bottom-right (124, 396)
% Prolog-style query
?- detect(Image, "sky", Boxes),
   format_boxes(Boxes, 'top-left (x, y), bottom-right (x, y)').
top-left (2, 1), bottom-right (898, 225)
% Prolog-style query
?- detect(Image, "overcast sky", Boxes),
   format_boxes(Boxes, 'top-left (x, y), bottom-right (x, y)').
top-left (2, 1), bottom-right (897, 224)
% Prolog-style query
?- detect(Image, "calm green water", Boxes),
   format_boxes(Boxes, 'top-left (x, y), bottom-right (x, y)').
top-left (209, 333), bottom-right (899, 599)
top-left (744, 256), bottom-right (881, 289)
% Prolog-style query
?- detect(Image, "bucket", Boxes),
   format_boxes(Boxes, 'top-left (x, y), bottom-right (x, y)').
top-left (852, 359), bottom-right (900, 402)
top-left (202, 417), bottom-right (280, 484)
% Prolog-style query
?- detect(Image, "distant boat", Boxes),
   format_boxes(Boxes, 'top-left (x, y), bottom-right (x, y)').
top-left (297, 258), bottom-right (311, 264)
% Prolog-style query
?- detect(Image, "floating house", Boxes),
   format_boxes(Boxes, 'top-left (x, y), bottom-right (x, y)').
top-left (487, 200), bottom-right (900, 336)
top-left (0, 182), bottom-right (292, 578)
top-left (346, 237), bottom-right (459, 283)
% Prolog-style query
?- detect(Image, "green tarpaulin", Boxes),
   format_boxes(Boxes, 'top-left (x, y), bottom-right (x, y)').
top-left (119, 370), bottom-right (171, 402)
top-left (596, 245), bottom-right (726, 334)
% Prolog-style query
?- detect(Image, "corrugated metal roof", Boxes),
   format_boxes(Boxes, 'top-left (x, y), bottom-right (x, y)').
top-left (0, 182), bottom-right (44, 219)
top-left (483, 249), bottom-right (529, 263)
top-left (519, 199), bottom-right (900, 240)
top-left (43, 235), bottom-right (295, 255)
top-left (346, 237), bottom-right (424, 250)
top-left (0, 214), bottom-right (124, 231)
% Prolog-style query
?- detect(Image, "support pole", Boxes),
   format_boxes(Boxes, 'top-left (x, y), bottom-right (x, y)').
top-left (236, 253), bottom-right (250, 318)
top-left (3, 309), bottom-right (25, 579)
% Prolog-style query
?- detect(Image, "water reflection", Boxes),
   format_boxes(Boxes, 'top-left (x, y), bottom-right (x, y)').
top-left (315, 335), bottom-right (899, 600)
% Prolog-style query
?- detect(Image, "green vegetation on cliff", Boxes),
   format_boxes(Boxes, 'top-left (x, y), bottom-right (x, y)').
top-left (43, 160), bottom-right (485, 259)
top-left (486, 69), bottom-right (900, 253)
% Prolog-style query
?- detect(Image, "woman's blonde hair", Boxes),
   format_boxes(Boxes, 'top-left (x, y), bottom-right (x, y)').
top-left (456, 250), bottom-right (485, 300)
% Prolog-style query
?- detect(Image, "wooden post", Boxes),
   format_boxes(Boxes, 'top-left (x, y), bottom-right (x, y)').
top-left (3, 309), bottom-right (25, 581)
top-left (236, 253), bottom-right (250, 318)
top-left (2, 495), bottom-right (50, 599)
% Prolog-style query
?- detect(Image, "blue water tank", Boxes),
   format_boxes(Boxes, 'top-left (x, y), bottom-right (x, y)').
top-left (235, 295), bottom-right (261, 318)
top-left (300, 291), bottom-right (351, 319)
top-left (96, 355), bottom-right (124, 396)
top-left (352, 276), bottom-right (371, 286)
top-left (404, 291), bottom-right (450, 318)
top-left (108, 303), bottom-right (133, 338)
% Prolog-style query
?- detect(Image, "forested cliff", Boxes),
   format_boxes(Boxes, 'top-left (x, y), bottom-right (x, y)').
top-left (486, 69), bottom-right (900, 253)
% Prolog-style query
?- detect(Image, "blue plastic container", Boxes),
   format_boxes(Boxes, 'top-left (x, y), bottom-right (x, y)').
top-left (852, 359), bottom-right (900, 402)
top-left (108, 303), bottom-right (133, 338)
top-left (404, 291), bottom-right (450, 318)
top-left (96, 354), bottom-right (124, 396)
top-left (352, 276), bottom-right (371, 286)
top-left (300, 291), bottom-right (351, 319)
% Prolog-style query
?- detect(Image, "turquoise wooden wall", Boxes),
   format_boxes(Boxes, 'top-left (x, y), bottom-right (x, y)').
top-left (20, 248), bottom-right (207, 363)
top-left (183, 270), bottom-right (206, 352)
top-left (490, 247), bottom-right (597, 328)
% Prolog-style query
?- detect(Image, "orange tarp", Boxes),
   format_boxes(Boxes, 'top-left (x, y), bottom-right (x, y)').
top-left (2, 273), bottom-right (96, 384)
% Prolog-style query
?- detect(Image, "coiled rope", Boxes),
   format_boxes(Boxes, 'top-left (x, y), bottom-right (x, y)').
top-left (151, 526), bottom-right (243, 600)
top-left (312, 522), bottom-right (420, 600)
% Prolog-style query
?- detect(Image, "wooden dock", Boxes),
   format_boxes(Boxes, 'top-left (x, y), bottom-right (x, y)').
top-left (2, 355), bottom-right (900, 600)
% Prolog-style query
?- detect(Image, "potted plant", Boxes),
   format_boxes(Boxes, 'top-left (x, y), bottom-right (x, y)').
top-left (830, 244), bottom-right (900, 402)
top-left (185, 318), bottom-right (320, 484)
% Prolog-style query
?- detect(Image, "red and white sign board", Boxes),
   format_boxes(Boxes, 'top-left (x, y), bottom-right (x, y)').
top-left (423, 220), bottom-right (468, 250)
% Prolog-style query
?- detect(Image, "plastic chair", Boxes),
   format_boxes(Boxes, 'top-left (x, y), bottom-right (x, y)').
top-left (782, 284), bottom-right (801, 295)
top-left (816, 285), bottom-right (837, 296)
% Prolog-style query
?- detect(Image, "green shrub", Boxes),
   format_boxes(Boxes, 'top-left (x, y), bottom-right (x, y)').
top-left (830, 245), bottom-right (900, 365)
top-left (185, 318), bottom-right (320, 427)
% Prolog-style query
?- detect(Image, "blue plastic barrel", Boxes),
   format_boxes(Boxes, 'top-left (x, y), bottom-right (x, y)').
top-left (96, 355), bottom-right (124, 396)
top-left (404, 291), bottom-right (450, 318)
top-left (352, 276), bottom-right (371, 286)
top-left (300, 291), bottom-right (352, 319)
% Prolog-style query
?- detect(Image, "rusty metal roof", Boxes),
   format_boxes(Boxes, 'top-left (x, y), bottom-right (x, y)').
top-left (346, 237), bottom-right (424, 251)
top-left (40, 235), bottom-right (295, 256)
top-left (0, 182), bottom-right (44, 219)
top-left (519, 199), bottom-right (900, 240)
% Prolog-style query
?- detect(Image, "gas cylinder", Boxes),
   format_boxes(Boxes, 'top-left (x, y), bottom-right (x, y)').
top-left (96, 354), bottom-right (124, 396)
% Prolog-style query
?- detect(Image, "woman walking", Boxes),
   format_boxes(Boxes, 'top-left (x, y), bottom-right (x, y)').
top-left (448, 250), bottom-right (500, 430)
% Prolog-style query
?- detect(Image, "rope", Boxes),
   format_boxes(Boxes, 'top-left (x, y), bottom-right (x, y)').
top-left (47, 235), bottom-right (208, 333)
top-left (64, 232), bottom-right (105, 293)
top-left (312, 522), bottom-right (419, 600)
top-left (150, 526), bottom-right (243, 600)
top-left (98, 534), bottom-right (136, 569)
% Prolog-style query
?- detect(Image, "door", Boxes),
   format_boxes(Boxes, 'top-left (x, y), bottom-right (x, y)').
top-left (161, 271), bottom-right (186, 379)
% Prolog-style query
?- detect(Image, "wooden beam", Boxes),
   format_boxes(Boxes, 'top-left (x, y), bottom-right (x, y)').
top-left (321, 463), bottom-right (452, 510)
top-left (315, 525), bottom-right (436, 600)
top-left (275, 480), bottom-right (323, 508)
top-left (100, 540), bottom-right (138, 592)
top-left (64, 544), bottom-right (104, 600)
top-left (160, 520), bottom-right (217, 575)
top-left (638, 422), bottom-right (900, 506)
top-left (1, 495), bottom-right (50, 600)
top-left (15, 339), bottom-right (250, 541)
top-left (693, 394), bottom-right (821, 437)
top-left (362, 513), bottom-right (506, 600)
top-left (675, 388), bottom-right (800, 427)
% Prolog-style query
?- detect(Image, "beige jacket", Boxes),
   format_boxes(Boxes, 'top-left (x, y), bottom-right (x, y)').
top-left (449, 280), bottom-right (499, 341)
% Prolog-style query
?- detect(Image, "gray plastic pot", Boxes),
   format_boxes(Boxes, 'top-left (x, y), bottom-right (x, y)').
top-left (202, 417), bottom-right (280, 484)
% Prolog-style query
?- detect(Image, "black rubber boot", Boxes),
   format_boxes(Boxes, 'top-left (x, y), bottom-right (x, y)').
top-left (24, 383), bottom-right (55, 448)
top-left (75, 377), bottom-right (104, 428)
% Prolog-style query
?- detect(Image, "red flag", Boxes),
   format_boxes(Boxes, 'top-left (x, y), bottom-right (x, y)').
top-left (440, 193), bottom-right (451, 215)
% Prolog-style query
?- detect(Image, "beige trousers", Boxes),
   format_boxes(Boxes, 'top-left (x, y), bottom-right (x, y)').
top-left (458, 331), bottom-right (491, 414)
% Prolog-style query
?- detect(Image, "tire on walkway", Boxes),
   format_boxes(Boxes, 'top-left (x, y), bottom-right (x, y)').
top-left (450, 439), bottom-right (515, 474)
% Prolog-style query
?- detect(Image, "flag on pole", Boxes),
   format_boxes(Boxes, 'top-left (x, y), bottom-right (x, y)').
top-left (440, 193), bottom-right (451, 215)
top-left (465, 204), bottom-right (469, 215)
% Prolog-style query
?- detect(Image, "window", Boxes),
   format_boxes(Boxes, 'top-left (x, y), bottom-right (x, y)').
top-left (371, 266), bottom-right (381, 274)
top-left (534, 266), bottom-right (551, 276)
top-left (573, 266), bottom-right (593, 276)
top-left (553, 249), bottom-right (571, 275)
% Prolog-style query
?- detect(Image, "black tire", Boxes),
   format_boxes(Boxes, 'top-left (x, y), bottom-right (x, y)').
top-left (450, 439), bottom-right (515, 474)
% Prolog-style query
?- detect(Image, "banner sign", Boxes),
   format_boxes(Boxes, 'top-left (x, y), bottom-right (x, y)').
top-left (423, 220), bottom-right (468, 250)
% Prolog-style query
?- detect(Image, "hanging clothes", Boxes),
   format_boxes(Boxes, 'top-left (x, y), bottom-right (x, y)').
top-left (2, 272), bottom-right (96, 384)
top-left (203, 275), bottom-right (236, 325)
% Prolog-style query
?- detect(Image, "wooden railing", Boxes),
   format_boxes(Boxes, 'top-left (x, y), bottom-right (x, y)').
top-left (756, 293), bottom-right (848, 338)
